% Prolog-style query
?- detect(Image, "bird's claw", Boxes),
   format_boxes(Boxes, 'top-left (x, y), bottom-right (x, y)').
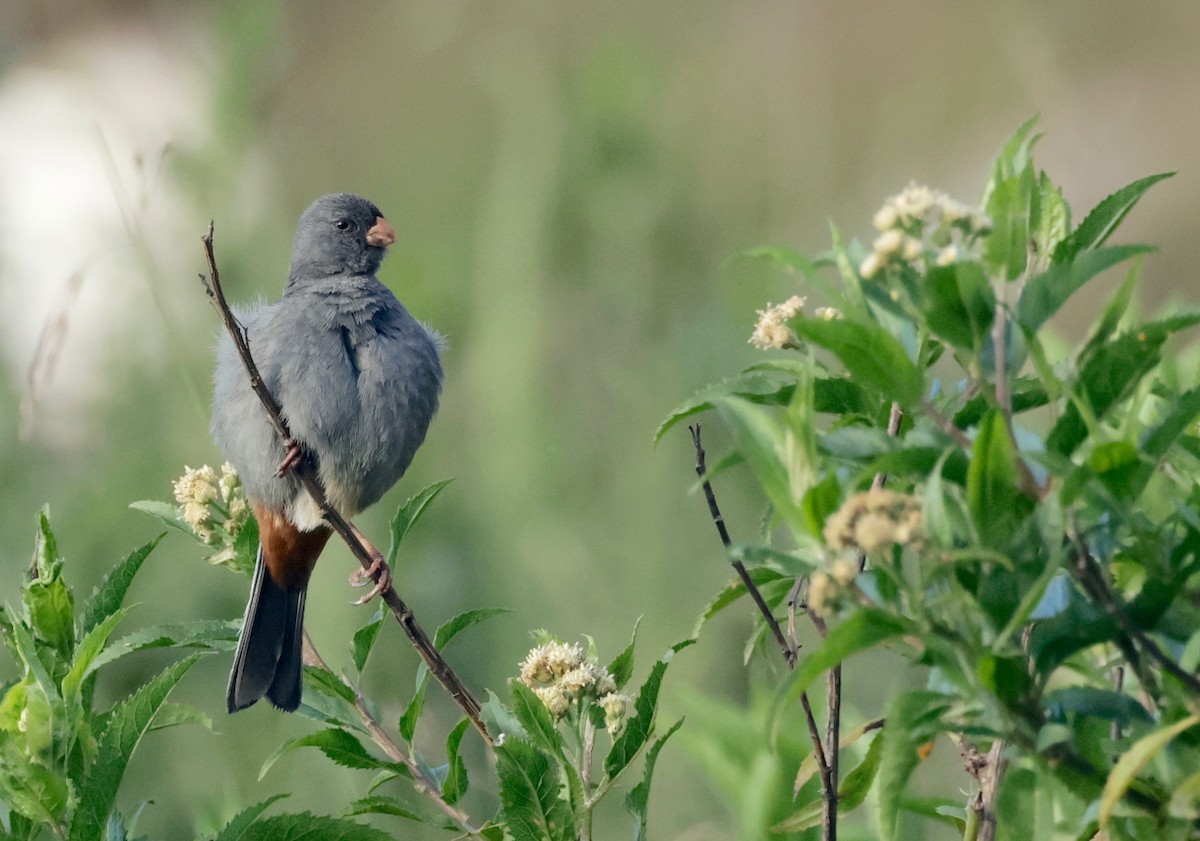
top-left (275, 439), bottom-right (303, 477)
top-left (348, 554), bottom-right (392, 605)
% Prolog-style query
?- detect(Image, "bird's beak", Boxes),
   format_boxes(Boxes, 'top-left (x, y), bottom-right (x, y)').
top-left (366, 217), bottom-right (396, 248)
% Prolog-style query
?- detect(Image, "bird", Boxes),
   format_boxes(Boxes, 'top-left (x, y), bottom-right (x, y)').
top-left (211, 193), bottom-right (443, 713)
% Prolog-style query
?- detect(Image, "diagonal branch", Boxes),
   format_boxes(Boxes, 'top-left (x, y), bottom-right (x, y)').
top-left (200, 223), bottom-right (490, 743)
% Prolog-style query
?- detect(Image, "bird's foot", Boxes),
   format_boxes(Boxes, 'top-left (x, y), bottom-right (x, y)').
top-left (349, 556), bottom-right (392, 605)
top-left (275, 439), bottom-right (303, 477)
top-left (348, 524), bottom-right (393, 604)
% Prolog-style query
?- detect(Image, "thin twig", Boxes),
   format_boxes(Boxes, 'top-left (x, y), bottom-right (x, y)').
top-left (689, 424), bottom-right (795, 667)
top-left (301, 634), bottom-right (482, 836)
top-left (687, 424), bottom-right (835, 809)
top-left (200, 223), bottom-right (490, 742)
top-left (1070, 524), bottom-right (1200, 699)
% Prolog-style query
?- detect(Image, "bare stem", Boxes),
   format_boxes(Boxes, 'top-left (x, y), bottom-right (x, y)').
top-left (200, 224), bottom-right (490, 743)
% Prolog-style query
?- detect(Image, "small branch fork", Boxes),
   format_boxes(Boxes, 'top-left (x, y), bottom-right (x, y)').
top-left (200, 223), bottom-right (490, 743)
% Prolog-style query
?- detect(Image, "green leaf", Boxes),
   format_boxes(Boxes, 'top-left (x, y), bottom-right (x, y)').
top-left (386, 479), bottom-right (453, 566)
top-left (791, 317), bottom-right (924, 406)
top-left (606, 617), bottom-right (641, 691)
top-left (713, 398), bottom-right (805, 533)
top-left (1017, 245), bottom-right (1153, 333)
top-left (984, 163), bottom-right (1035, 280)
top-left (624, 718), bottom-right (683, 841)
top-left (496, 738), bottom-right (575, 841)
top-left (400, 607), bottom-right (509, 742)
top-left (773, 728), bottom-right (885, 833)
top-left (1032, 170), bottom-right (1070, 262)
top-left (966, 410), bottom-right (1033, 548)
top-left (482, 690), bottom-right (529, 742)
top-left (127, 501), bottom-right (195, 538)
top-left (604, 640), bottom-right (694, 780)
top-left (877, 692), bottom-right (953, 841)
top-left (1100, 713), bottom-right (1200, 827)
top-left (1054, 172), bottom-right (1174, 264)
top-left (509, 681), bottom-right (562, 757)
top-left (802, 473), bottom-right (842, 538)
top-left (440, 717), bottom-right (470, 806)
top-left (655, 373), bottom-right (796, 443)
top-left (692, 568), bottom-right (790, 637)
top-left (68, 654), bottom-right (202, 841)
top-left (343, 796), bottom-right (423, 822)
top-left (772, 610), bottom-right (914, 737)
top-left (350, 608), bottom-right (384, 674)
top-left (838, 727), bottom-right (885, 812)
top-left (924, 261), bottom-right (995, 350)
top-left (1142, 385), bottom-right (1200, 460)
top-left (234, 812), bottom-right (394, 841)
top-left (24, 512), bottom-right (74, 661)
top-left (1043, 687), bottom-right (1153, 727)
top-left (212, 793), bottom-right (290, 841)
top-left (79, 537), bottom-right (162, 637)
top-left (259, 728), bottom-right (388, 780)
top-left (62, 607), bottom-right (134, 697)
top-left (88, 620), bottom-right (239, 673)
top-left (148, 701), bottom-right (213, 732)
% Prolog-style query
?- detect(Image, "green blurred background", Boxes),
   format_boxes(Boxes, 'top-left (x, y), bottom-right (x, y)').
top-left (2, 2), bottom-right (1199, 838)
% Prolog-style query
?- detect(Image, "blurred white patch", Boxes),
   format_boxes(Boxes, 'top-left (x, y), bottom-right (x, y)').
top-left (0, 27), bottom-right (206, 447)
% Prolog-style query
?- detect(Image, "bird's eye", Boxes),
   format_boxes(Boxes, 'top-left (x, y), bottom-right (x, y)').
top-left (334, 219), bottom-right (356, 232)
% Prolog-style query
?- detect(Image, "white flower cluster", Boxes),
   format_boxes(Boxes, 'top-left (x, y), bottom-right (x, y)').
top-left (518, 640), bottom-right (632, 735)
top-left (860, 183), bottom-right (991, 279)
top-left (172, 463), bottom-right (250, 567)
top-left (823, 488), bottom-right (923, 554)
top-left (749, 295), bottom-right (806, 351)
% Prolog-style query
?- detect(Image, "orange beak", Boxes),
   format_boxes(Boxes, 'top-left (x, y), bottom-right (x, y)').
top-left (365, 216), bottom-right (396, 248)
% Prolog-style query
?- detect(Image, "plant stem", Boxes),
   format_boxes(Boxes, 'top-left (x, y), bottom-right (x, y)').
top-left (581, 715), bottom-right (597, 841)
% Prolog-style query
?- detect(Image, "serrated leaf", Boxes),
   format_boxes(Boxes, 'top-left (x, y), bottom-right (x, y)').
top-left (386, 479), bottom-right (453, 566)
top-left (877, 692), bottom-right (953, 841)
top-left (1043, 687), bottom-right (1153, 727)
top-left (88, 620), bottom-right (239, 673)
top-left (967, 410), bottom-right (1033, 549)
top-left (68, 654), bottom-right (202, 841)
top-left (509, 681), bottom-right (562, 757)
top-left (213, 793), bottom-right (290, 841)
top-left (604, 640), bottom-right (694, 780)
top-left (482, 690), bottom-right (529, 742)
top-left (693, 568), bottom-right (790, 637)
top-left (1032, 170), bottom-right (1070, 261)
top-left (147, 701), bottom-right (213, 732)
top-left (775, 728), bottom-right (884, 832)
top-left (792, 718), bottom-right (884, 796)
top-left (234, 812), bottom-right (393, 841)
top-left (1054, 172), bottom-right (1174, 264)
top-left (1142, 385), bottom-right (1200, 460)
top-left (625, 718), bottom-right (683, 841)
top-left (302, 666), bottom-right (356, 706)
top-left (605, 618), bottom-right (641, 692)
top-left (925, 261), bottom-right (995, 350)
top-left (771, 610), bottom-right (914, 738)
top-left (350, 609), bottom-right (384, 674)
top-left (791, 317), bottom-right (924, 407)
top-left (984, 164), bottom-right (1035, 280)
top-left (62, 607), bottom-right (134, 697)
top-left (259, 728), bottom-right (388, 780)
top-left (400, 607), bottom-right (509, 743)
top-left (441, 717), bottom-right (470, 805)
top-left (80, 537), bottom-right (162, 637)
top-left (654, 373), bottom-right (796, 443)
top-left (1017, 245), bottom-right (1153, 334)
top-left (496, 738), bottom-right (574, 841)
top-left (1100, 714), bottom-right (1200, 827)
top-left (127, 501), bottom-right (196, 538)
top-left (343, 796), bottom-right (423, 822)
top-left (713, 398), bottom-right (806, 534)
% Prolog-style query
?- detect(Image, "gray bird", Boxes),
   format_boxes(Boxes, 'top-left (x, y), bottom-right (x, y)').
top-left (212, 193), bottom-right (443, 713)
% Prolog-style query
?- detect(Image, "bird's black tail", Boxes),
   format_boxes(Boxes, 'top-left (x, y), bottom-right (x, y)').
top-left (227, 545), bottom-right (306, 713)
